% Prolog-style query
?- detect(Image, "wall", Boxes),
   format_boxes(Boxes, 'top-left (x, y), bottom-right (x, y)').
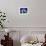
top-left (0, 0), bottom-right (46, 27)
top-left (0, 0), bottom-right (32, 27)
top-left (31, 0), bottom-right (46, 27)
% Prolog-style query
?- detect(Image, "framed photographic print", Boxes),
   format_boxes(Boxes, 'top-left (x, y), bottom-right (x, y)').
top-left (20, 8), bottom-right (28, 14)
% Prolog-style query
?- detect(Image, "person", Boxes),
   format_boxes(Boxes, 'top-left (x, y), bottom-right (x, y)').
top-left (41, 34), bottom-right (46, 46)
